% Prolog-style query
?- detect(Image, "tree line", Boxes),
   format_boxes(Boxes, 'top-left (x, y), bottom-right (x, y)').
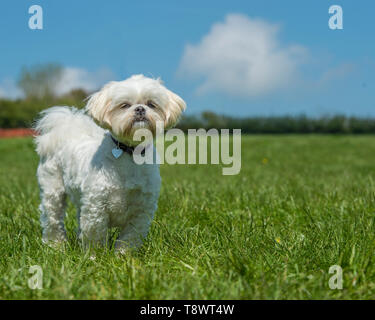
top-left (2, 96), bottom-right (375, 134)
top-left (1, 64), bottom-right (375, 133)
top-left (176, 112), bottom-right (375, 134)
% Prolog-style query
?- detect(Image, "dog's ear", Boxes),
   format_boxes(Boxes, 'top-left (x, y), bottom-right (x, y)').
top-left (165, 89), bottom-right (186, 128)
top-left (85, 82), bottom-right (115, 128)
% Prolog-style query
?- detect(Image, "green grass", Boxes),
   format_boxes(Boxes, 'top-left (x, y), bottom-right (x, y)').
top-left (1, 135), bottom-right (375, 299)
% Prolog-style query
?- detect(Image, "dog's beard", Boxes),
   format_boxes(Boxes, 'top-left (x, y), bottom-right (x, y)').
top-left (109, 109), bottom-right (162, 145)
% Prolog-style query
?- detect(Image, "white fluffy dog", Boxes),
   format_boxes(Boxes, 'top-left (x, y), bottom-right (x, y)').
top-left (34, 74), bottom-right (186, 250)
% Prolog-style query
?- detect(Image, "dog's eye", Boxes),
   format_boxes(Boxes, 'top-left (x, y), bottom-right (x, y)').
top-left (120, 103), bottom-right (131, 109)
top-left (147, 101), bottom-right (157, 108)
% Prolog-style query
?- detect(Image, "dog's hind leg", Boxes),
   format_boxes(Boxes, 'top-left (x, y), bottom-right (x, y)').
top-left (37, 160), bottom-right (67, 243)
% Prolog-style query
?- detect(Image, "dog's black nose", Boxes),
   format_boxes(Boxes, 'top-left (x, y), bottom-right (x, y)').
top-left (135, 106), bottom-right (145, 114)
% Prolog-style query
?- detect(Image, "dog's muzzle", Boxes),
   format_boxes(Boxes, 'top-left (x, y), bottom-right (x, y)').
top-left (134, 105), bottom-right (147, 122)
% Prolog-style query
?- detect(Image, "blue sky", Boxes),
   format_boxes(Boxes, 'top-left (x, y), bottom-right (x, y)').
top-left (1, 0), bottom-right (374, 117)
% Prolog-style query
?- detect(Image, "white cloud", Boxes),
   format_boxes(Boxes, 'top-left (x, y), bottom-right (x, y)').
top-left (0, 67), bottom-right (114, 99)
top-left (318, 63), bottom-right (356, 85)
top-left (0, 78), bottom-right (23, 99)
top-left (179, 14), bottom-right (308, 97)
top-left (54, 67), bottom-right (114, 96)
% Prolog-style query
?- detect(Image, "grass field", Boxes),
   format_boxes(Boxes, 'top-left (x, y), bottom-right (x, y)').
top-left (1, 135), bottom-right (375, 299)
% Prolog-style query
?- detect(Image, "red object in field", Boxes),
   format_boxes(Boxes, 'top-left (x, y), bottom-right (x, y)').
top-left (0, 128), bottom-right (37, 138)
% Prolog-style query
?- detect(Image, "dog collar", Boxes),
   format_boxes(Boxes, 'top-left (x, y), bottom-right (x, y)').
top-left (110, 135), bottom-right (145, 158)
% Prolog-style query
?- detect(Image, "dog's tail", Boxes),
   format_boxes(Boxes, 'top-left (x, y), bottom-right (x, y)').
top-left (33, 106), bottom-right (101, 158)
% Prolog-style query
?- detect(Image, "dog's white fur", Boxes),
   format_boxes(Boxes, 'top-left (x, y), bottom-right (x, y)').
top-left (34, 74), bottom-right (185, 250)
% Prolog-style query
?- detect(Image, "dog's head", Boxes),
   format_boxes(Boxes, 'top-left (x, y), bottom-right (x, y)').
top-left (85, 74), bottom-right (186, 145)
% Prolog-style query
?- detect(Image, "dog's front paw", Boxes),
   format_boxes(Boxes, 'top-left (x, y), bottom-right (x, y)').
top-left (115, 246), bottom-right (131, 257)
top-left (42, 238), bottom-right (67, 251)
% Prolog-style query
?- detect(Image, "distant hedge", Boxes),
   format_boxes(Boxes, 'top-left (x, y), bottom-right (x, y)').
top-left (176, 112), bottom-right (375, 134)
top-left (1, 97), bottom-right (375, 134)
top-left (0, 90), bottom-right (87, 128)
